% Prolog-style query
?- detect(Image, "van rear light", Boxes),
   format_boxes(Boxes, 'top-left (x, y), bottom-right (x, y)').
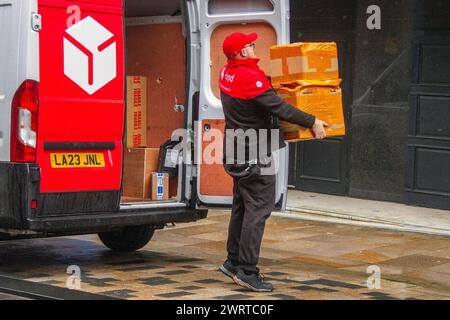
top-left (18, 108), bottom-right (37, 147)
top-left (11, 80), bottom-right (39, 163)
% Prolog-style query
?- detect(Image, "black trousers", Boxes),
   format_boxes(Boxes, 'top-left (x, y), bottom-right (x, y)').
top-left (224, 164), bottom-right (276, 273)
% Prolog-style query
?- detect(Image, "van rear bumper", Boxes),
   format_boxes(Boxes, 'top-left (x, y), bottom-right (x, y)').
top-left (26, 206), bottom-right (208, 233)
top-left (0, 162), bottom-right (208, 234)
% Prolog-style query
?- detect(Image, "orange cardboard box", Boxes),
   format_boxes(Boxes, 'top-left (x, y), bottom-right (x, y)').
top-left (277, 80), bottom-right (346, 141)
top-left (270, 42), bottom-right (339, 87)
top-left (122, 148), bottom-right (159, 198)
top-left (126, 76), bottom-right (147, 148)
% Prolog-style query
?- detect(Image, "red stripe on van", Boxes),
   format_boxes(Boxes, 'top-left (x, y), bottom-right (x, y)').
top-left (98, 36), bottom-right (115, 52)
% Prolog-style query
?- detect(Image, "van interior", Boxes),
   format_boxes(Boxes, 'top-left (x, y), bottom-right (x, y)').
top-left (120, 0), bottom-right (187, 207)
top-left (120, 0), bottom-right (278, 208)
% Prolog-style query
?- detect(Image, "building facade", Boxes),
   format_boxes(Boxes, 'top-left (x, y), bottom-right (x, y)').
top-left (288, 0), bottom-right (450, 210)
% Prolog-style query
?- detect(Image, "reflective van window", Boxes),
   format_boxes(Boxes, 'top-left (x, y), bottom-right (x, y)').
top-left (208, 0), bottom-right (274, 15)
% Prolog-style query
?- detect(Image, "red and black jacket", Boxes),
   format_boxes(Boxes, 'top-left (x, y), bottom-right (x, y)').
top-left (219, 58), bottom-right (316, 164)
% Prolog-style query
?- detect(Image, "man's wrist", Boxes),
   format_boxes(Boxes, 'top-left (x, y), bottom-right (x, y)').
top-left (309, 116), bottom-right (317, 129)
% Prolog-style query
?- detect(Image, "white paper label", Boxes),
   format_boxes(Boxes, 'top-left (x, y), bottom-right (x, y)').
top-left (164, 149), bottom-right (179, 169)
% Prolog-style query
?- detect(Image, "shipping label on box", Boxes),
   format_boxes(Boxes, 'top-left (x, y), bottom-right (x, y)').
top-left (270, 42), bottom-right (339, 87)
top-left (276, 80), bottom-right (346, 141)
top-left (126, 76), bottom-right (147, 148)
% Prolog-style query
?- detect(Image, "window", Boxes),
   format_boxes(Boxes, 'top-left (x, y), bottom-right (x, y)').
top-left (208, 0), bottom-right (274, 15)
top-left (210, 22), bottom-right (277, 99)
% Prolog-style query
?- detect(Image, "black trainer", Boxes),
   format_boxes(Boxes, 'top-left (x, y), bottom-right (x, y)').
top-left (233, 269), bottom-right (273, 292)
top-left (219, 260), bottom-right (239, 279)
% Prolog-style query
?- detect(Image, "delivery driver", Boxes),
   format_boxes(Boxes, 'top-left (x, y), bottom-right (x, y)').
top-left (218, 32), bottom-right (328, 292)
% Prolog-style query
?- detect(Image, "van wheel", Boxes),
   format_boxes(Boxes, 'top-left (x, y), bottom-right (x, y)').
top-left (98, 226), bottom-right (155, 252)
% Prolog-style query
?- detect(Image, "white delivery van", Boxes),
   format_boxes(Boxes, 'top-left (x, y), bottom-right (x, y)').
top-left (0, 0), bottom-right (290, 251)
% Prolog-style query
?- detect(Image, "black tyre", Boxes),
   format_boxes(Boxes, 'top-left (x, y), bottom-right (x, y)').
top-left (98, 226), bottom-right (155, 252)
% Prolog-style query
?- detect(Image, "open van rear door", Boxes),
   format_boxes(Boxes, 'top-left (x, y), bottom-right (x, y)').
top-left (36, 0), bottom-right (124, 215)
top-left (186, 0), bottom-right (290, 208)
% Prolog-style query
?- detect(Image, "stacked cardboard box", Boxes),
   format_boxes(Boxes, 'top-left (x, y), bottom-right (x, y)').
top-left (124, 76), bottom-right (170, 200)
top-left (122, 148), bottom-right (169, 200)
top-left (122, 148), bottom-right (158, 199)
top-left (270, 42), bottom-right (346, 141)
top-left (126, 76), bottom-right (147, 148)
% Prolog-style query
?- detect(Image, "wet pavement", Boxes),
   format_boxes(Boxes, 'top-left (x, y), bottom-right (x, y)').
top-left (287, 190), bottom-right (450, 236)
top-left (0, 209), bottom-right (449, 300)
top-left (0, 292), bottom-right (30, 300)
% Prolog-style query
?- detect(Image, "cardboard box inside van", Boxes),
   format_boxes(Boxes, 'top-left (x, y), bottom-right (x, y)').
top-left (126, 76), bottom-right (147, 148)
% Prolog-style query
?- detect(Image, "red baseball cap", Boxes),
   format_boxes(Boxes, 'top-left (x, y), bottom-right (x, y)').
top-left (223, 32), bottom-right (258, 56)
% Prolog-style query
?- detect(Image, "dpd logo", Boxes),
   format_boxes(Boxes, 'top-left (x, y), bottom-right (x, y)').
top-left (63, 16), bottom-right (116, 95)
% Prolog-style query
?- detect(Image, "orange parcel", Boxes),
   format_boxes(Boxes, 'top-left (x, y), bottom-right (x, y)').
top-left (270, 42), bottom-right (339, 86)
top-left (270, 42), bottom-right (346, 141)
top-left (276, 80), bottom-right (346, 141)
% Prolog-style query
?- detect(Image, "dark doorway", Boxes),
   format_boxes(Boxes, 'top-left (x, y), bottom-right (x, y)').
top-left (288, 0), bottom-right (355, 195)
top-left (406, 0), bottom-right (450, 210)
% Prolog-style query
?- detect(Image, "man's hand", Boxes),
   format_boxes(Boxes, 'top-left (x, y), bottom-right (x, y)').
top-left (312, 119), bottom-right (329, 139)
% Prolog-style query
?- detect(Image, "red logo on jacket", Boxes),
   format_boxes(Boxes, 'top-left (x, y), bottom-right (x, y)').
top-left (219, 58), bottom-right (271, 100)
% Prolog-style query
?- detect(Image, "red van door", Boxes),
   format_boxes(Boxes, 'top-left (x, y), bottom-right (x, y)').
top-left (36, 0), bottom-right (124, 214)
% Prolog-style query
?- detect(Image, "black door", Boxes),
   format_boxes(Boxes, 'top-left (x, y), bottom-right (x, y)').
top-left (288, 1), bottom-right (355, 195)
top-left (406, 4), bottom-right (450, 210)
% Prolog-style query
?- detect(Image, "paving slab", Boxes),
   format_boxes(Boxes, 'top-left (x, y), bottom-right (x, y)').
top-left (0, 209), bottom-right (449, 300)
top-left (286, 190), bottom-right (450, 236)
